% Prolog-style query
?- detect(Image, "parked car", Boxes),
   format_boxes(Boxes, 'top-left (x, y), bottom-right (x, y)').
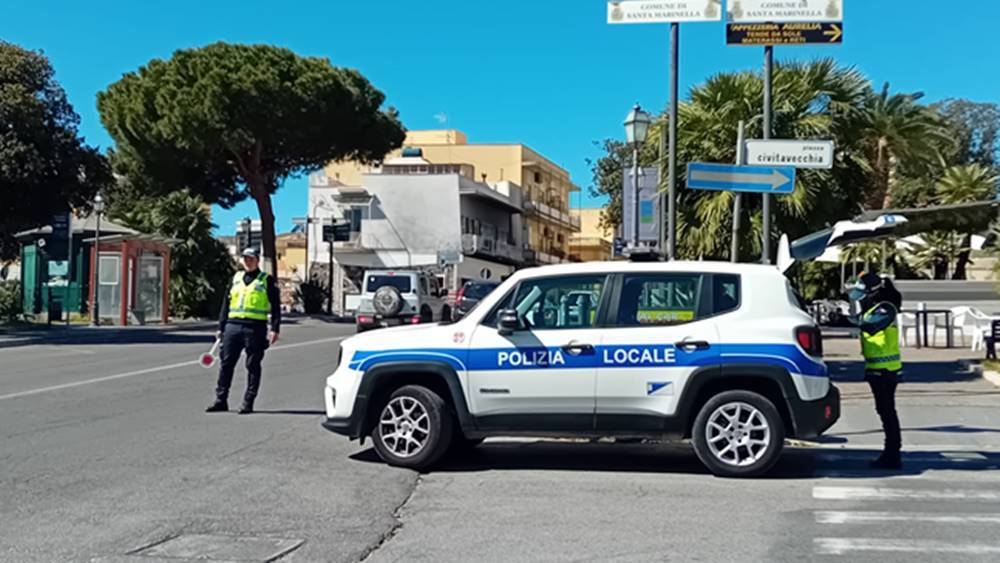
top-left (452, 280), bottom-right (500, 320)
top-left (355, 270), bottom-right (451, 332)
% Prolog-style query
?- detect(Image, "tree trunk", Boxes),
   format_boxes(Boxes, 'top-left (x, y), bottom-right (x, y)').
top-left (249, 181), bottom-right (277, 276)
top-left (933, 259), bottom-right (948, 280)
top-left (953, 233), bottom-right (973, 280)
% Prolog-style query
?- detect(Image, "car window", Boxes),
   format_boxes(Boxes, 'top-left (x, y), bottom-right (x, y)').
top-left (419, 277), bottom-right (429, 295)
top-left (786, 280), bottom-right (808, 312)
top-left (713, 274), bottom-right (740, 315)
top-left (617, 273), bottom-right (703, 326)
top-left (506, 275), bottom-right (606, 330)
top-left (464, 282), bottom-right (498, 300)
top-left (367, 275), bottom-right (412, 293)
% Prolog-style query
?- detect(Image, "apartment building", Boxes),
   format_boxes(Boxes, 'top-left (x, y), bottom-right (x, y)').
top-left (324, 130), bottom-right (580, 265)
top-left (307, 150), bottom-right (525, 314)
top-left (569, 208), bottom-right (613, 262)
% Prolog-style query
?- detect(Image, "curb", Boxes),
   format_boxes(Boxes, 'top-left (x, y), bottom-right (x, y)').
top-left (0, 321), bottom-right (217, 348)
top-left (984, 369), bottom-right (1000, 388)
top-left (0, 336), bottom-right (44, 349)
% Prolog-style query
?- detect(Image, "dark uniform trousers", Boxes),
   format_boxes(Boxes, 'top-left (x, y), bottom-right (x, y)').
top-left (866, 370), bottom-right (901, 455)
top-left (215, 322), bottom-right (268, 403)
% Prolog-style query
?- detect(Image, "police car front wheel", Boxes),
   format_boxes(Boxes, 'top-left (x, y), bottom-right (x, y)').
top-left (372, 385), bottom-right (454, 470)
top-left (692, 390), bottom-right (785, 478)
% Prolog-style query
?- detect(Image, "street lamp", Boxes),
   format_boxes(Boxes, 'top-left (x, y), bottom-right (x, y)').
top-left (624, 103), bottom-right (652, 247)
top-left (90, 191), bottom-right (105, 326)
top-left (306, 199), bottom-right (327, 281)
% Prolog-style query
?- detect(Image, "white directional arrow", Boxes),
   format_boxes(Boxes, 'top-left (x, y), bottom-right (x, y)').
top-left (689, 168), bottom-right (792, 190)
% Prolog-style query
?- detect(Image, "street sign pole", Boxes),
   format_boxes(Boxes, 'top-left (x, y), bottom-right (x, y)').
top-left (327, 237), bottom-right (334, 316)
top-left (762, 45), bottom-right (773, 264)
top-left (667, 22), bottom-right (678, 260)
top-left (731, 120), bottom-right (746, 263)
top-left (631, 146), bottom-right (640, 247)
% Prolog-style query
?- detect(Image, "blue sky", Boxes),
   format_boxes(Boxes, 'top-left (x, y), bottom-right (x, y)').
top-left (6, 1), bottom-right (999, 234)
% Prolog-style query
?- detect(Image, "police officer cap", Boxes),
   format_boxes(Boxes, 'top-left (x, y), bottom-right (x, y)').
top-left (848, 271), bottom-right (883, 300)
top-left (241, 247), bottom-right (260, 258)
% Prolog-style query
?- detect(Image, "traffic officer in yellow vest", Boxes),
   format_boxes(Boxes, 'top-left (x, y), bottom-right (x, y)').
top-left (206, 248), bottom-right (281, 414)
top-left (848, 272), bottom-right (904, 469)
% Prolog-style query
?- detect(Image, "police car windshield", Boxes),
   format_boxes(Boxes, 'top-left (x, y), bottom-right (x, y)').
top-left (367, 275), bottom-right (412, 293)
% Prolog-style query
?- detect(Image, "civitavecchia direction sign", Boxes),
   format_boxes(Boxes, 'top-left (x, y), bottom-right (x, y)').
top-left (744, 140), bottom-right (835, 170)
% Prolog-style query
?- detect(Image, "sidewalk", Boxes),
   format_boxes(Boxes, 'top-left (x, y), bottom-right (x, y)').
top-left (0, 314), bottom-right (354, 348)
top-left (0, 319), bottom-right (217, 349)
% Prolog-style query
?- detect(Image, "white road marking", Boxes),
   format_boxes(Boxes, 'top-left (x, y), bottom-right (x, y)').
top-left (815, 538), bottom-right (1000, 556)
top-left (0, 336), bottom-right (345, 402)
top-left (814, 486), bottom-right (1000, 502)
top-left (942, 452), bottom-right (988, 462)
top-left (816, 511), bottom-right (1000, 525)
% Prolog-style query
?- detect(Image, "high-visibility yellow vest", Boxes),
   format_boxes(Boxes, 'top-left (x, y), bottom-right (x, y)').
top-left (861, 303), bottom-right (901, 371)
top-left (228, 271), bottom-right (270, 321)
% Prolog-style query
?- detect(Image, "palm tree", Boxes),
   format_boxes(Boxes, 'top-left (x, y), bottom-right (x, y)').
top-left (934, 164), bottom-right (999, 278)
top-left (852, 83), bottom-right (953, 210)
top-left (645, 59), bottom-right (870, 260)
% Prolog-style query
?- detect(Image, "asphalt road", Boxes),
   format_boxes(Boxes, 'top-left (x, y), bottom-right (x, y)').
top-left (3, 322), bottom-right (1000, 562)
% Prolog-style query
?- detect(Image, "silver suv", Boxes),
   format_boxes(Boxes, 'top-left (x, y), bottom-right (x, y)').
top-left (356, 270), bottom-right (451, 332)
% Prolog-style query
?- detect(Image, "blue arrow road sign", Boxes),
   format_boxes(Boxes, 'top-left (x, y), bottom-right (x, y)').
top-left (686, 162), bottom-right (795, 194)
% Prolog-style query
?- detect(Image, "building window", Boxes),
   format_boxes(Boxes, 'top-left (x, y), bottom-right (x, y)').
top-left (534, 172), bottom-right (542, 184)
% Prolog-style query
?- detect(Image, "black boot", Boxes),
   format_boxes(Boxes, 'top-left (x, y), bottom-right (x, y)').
top-left (869, 452), bottom-right (902, 470)
top-left (205, 400), bottom-right (228, 413)
top-left (238, 400), bottom-right (254, 415)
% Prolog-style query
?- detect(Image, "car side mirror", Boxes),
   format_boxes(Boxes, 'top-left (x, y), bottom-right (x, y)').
top-left (497, 309), bottom-right (521, 336)
top-left (439, 288), bottom-right (448, 298)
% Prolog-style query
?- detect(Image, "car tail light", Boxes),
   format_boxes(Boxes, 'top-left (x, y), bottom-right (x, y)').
top-left (456, 286), bottom-right (466, 305)
top-left (824, 405), bottom-right (833, 420)
top-left (410, 316), bottom-right (422, 324)
top-left (358, 315), bottom-right (373, 324)
top-left (795, 326), bottom-right (823, 357)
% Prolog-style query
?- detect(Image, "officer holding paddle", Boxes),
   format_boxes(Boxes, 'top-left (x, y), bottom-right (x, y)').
top-left (206, 247), bottom-right (281, 415)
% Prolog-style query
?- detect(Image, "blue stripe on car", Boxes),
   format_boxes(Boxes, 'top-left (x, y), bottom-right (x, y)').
top-left (348, 343), bottom-right (827, 377)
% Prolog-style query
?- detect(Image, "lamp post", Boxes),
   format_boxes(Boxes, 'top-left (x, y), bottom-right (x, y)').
top-left (624, 103), bottom-right (652, 248)
top-left (306, 199), bottom-right (327, 281)
top-left (90, 192), bottom-right (104, 326)
top-left (241, 217), bottom-right (252, 252)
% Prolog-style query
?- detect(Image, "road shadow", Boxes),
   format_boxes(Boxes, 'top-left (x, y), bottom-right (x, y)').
top-left (828, 360), bottom-right (980, 384)
top-left (830, 424), bottom-right (1000, 437)
top-left (250, 409), bottom-right (325, 416)
top-left (349, 441), bottom-right (1000, 479)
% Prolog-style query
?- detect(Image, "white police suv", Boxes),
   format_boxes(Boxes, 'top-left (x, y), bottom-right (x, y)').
top-left (323, 260), bottom-right (839, 477)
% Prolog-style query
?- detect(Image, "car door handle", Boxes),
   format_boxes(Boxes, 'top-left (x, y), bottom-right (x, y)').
top-left (675, 340), bottom-right (710, 351)
top-left (561, 342), bottom-right (594, 355)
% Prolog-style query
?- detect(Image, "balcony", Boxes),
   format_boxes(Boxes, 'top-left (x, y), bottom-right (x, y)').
top-left (523, 199), bottom-right (581, 230)
top-left (524, 248), bottom-right (564, 265)
top-left (461, 234), bottom-right (523, 264)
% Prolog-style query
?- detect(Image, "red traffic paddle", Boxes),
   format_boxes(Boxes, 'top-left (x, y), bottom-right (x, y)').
top-left (199, 338), bottom-right (221, 369)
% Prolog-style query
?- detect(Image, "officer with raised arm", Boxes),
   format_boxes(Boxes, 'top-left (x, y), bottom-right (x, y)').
top-left (848, 272), bottom-right (903, 470)
top-left (206, 247), bottom-right (280, 415)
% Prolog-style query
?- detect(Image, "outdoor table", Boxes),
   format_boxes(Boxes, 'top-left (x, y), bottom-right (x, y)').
top-left (902, 308), bottom-right (954, 349)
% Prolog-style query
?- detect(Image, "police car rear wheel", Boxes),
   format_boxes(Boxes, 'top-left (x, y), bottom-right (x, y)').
top-left (692, 390), bottom-right (784, 477)
top-left (372, 385), bottom-right (453, 470)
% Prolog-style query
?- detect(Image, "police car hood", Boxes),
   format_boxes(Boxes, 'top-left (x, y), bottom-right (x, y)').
top-left (344, 322), bottom-right (449, 348)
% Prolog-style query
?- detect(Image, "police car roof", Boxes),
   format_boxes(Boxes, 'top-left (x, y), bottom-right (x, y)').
top-left (512, 260), bottom-right (781, 279)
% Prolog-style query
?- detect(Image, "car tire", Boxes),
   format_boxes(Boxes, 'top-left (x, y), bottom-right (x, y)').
top-left (371, 385), bottom-right (453, 470)
top-left (692, 390), bottom-right (785, 478)
top-left (420, 307), bottom-right (433, 323)
top-left (441, 305), bottom-right (451, 322)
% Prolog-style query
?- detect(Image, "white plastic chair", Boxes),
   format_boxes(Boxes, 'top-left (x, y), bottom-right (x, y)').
top-left (933, 309), bottom-right (966, 347)
top-left (898, 312), bottom-right (918, 348)
top-left (965, 309), bottom-right (996, 352)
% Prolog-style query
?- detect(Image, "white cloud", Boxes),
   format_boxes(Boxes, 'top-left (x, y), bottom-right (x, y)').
top-left (433, 112), bottom-right (448, 125)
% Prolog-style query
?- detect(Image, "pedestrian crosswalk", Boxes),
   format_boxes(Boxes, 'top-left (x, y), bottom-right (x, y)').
top-left (811, 482), bottom-right (1000, 558)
